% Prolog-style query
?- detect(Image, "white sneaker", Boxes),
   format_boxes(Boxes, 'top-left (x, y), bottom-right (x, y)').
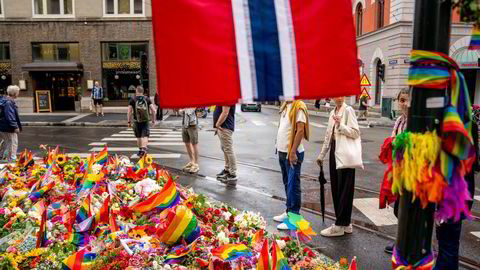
top-left (321, 224), bottom-right (345, 237)
top-left (182, 162), bottom-right (193, 171)
top-left (273, 212), bottom-right (288, 223)
top-left (188, 164), bottom-right (200, 174)
top-left (344, 224), bottom-right (353, 234)
top-left (277, 223), bottom-right (289, 230)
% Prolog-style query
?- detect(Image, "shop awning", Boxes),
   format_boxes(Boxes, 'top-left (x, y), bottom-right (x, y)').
top-left (22, 62), bottom-right (83, 72)
top-left (451, 47), bottom-right (480, 69)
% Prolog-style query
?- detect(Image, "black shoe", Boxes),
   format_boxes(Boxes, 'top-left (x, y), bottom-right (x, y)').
top-left (216, 169), bottom-right (228, 179)
top-left (220, 173), bottom-right (238, 185)
top-left (384, 244), bottom-right (394, 254)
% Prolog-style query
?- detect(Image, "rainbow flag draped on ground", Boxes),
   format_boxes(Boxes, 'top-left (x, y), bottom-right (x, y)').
top-left (130, 176), bottom-right (180, 213)
top-left (212, 244), bottom-right (251, 261)
top-left (75, 195), bottom-right (91, 224)
top-left (95, 146), bottom-right (108, 165)
top-left (164, 240), bottom-right (197, 264)
top-left (272, 240), bottom-right (290, 270)
top-left (47, 201), bottom-right (68, 220)
top-left (62, 249), bottom-right (96, 270)
top-left (256, 239), bottom-right (271, 270)
top-left (69, 232), bottom-right (90, 247)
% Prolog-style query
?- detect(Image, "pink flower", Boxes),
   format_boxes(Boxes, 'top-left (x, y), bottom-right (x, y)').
top-left (6, 246), bottom-right (17, 253)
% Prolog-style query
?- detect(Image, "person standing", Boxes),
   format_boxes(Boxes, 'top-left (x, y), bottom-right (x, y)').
top-left (214, 105), bottom-right (237, 185)
top-left (384, 88), bottom-right (410, 254)
top-left (0, 85), bottom-right (22, 162)
top-left (91, 81), bottom-right (104, 117)
top-left (127, 86), bottom-right (156, 158)
top-left (181, 108), bottom-right (199, 173)
top-left (273, 101), bottom-right (310, 230)
top-left (317, 96), bottom-right (361, 237)
top-left (357, 94), bottom-right (368, 120)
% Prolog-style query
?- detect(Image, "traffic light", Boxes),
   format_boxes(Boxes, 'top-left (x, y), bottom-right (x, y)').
top-left (377, 64), bottom-right (385, 82)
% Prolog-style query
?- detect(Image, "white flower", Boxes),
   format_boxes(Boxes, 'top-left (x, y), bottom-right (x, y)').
top-left (102, 192), bottom-right (109, 199)
top-left (3, 208), bottom-right (10, 216)
top-left (152, 261), bottom-right (158, 269)
top-left (222, 212), bottom-right (232, 220)
top-left (276, 240), bottom-right (286, 250)
top-left (217, 231), bottom-right (230, 245)
top-left (128, 190), bottom-right (133, 195)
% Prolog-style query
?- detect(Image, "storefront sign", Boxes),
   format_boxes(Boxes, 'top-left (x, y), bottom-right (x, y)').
top-left (389, 59), bottom-right (398, 65)
top-left (35, 90), bottom-right (52, 113)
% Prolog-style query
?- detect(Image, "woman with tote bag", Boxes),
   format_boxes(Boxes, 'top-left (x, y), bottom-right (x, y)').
top-left (316, 96), bottom-right (363, 237)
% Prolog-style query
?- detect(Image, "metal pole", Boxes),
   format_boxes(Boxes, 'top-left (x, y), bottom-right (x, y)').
top-left (396, 0), bottom-right (452, 264)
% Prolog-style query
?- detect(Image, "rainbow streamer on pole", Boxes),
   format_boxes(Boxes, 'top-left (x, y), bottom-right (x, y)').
top-left (62, 248), bottom-right (97, 270)
top-left (212, 244), bottom-right (252, 261)
top-left (95, 145), bottom-right (108, 165)
top-left (469, 26), bottom-right (480, 50)
top-left (36, 207), bottom-right (48, 248)
top-left (256, 239), bottom-right (271, 270)
top-left (272, 240), bottom-right (290, 270)
top-left (130, 176), bottom-right (180, 213)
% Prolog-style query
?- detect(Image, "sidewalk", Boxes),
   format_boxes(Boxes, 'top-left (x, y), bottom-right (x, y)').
top-left (262, 104), bottom-right (395, 128)
top-left (19, 111), bottom-right (172, 127)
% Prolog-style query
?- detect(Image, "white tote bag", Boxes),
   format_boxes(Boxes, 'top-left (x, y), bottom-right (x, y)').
top-left (334, 108), bottom-right (364, 170)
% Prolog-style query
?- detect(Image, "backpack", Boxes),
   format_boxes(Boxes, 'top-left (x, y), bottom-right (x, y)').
top-left (135, 96), bottom-right (149, 122)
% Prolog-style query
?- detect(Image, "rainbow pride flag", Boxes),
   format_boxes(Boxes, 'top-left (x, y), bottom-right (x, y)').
top-left (130, 176), bottom-right (180, 213)
top-left (284, 213), bottom-right (317, 242)
top-left (272, 240), bottom-right (290, 270)
top-left (251, 229), bottom-right (264, 248)
top-left (75, 195), bottom-right (91, 224)
top-left (256, 239), bottom-right (271, 270)
top-left (69, 232), bottom-right (90, 247)
top-left (95, 146), bottom-right (108, 165)
top-left (109, 212), bottom-right (119, 233)
top-left (62, 249), bottom-right (96, 270)
top-left (212, 244), bottom-right (252, 261)
top-left (47, 201), bottom-right (68, 220)
top-left (29, 181), bottom-right (55, 202)
top-left (164, 240), bottom-right (197, 264)
top-left (94, 196), bottom-right (110, 226)
top-left (36, 207), bottom-right (48, 248)
top-left (469, 26), bottom-right (480, 50)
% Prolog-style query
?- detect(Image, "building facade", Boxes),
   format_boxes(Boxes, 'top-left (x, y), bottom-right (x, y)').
top-left (0, 0), bottom-right (156, 112)
top-left (353, 0), bottom-right (480, 109)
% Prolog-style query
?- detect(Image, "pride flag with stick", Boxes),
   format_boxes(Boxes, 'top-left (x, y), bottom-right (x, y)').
top-left (95, 145), bottom-right (108, 165)
top-left (130, 175), bottom-right (180, 213)
top-left (256, 239), bottom-right (271, 270)
top-left (36, 207), bottom-right (48, 248)
top-left (62, 248), bottom-right (97, 270)
top-left (272, 240), bottom-right (290, 270)
top-left (212, 244), bottom-right (252, 261)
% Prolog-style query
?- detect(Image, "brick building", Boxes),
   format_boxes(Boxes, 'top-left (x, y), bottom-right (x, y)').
top-left (0, 0), bottom-right (155, 112)
top-left (353, 0), bottom-right (480, 111)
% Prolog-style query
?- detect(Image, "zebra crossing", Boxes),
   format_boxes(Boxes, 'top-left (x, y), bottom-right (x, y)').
top-left (251, 120), bottom-right (366, 129)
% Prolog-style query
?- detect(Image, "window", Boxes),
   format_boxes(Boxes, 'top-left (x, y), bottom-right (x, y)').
top-left (377, 0), bottom-right (385, 29)
top-left (32, 43), bottom-right (79, 61)
top-left (102, 43), bottom-right (147, 61)
top-left (104, 0), bottom-right (144, 16)
top-left (0, 0), bottom-right (3, 17)
top-left (0, 43), bottom-right (9, 61)
top-left (33, 0), bottom-right (74, 16)
top-left (356, 3), bottom-right (363, 36)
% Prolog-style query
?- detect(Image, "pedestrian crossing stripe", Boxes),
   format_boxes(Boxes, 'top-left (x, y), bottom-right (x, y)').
top-left (471, 232), bottom-right (480, 239)
top-left (252, 120), bottom-right (266, 126)
top-left (66, 153), bottom-right (91, 158)
top-left (101, 138), bottom-right (182, 142)
top-left (130, 154), bottom-right (181, 159)
top-left (90, 144), bottom-right (183, 152)
top-left (112, 134), bottom-right (181, 138)
top-left (310, 122), bottom-right (326, 128)
top-left (474, 195), bottom-right (480, 202)
top-left (119, 131), bottom-right (180, 134)
top-left (353, 198), bottom-right (398, 226)
top-left (89, 142), bottom-right (107, 146)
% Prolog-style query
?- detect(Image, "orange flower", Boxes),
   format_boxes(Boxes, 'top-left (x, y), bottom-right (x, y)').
top-left (340, 257), bottom-right (348, 266)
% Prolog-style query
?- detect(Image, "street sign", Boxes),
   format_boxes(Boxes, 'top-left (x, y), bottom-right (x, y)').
top-left (360, 74), bottom-right (371, 86)
top-left (360, 87), bottom-right (372, 100)
top-left (404, 59), bottom-right (410, 64)
top-left (389, 59), bottom-right (398, 65)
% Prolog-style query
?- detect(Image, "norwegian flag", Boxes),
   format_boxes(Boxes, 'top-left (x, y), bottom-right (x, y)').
top-left (152, 0), bottom-right (360, 108)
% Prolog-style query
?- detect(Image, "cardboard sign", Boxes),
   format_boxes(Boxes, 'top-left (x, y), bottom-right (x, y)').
top-left (360, 74), bottom-right (371, 86)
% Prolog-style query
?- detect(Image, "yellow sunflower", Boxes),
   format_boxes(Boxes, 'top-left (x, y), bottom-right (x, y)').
top-left (128, 229), bottom-right (147, 239)
top-left (56, 154), bottom-right (67, 166)
top-left (145, 155), bottom-right (153, 165)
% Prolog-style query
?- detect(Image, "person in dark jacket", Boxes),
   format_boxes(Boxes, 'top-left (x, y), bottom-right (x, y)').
top-left (0, 85), bottom-right (22, 162)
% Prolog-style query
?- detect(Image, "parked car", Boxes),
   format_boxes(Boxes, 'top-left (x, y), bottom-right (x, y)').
top-left (241, 103), bottom-right (261, 112)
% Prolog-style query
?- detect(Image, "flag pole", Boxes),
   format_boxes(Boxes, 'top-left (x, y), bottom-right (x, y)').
top-left (395, 0), bottom-right (452, 265)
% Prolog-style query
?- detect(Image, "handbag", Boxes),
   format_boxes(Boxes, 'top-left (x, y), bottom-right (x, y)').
top-left (334, 106), bottom-right (364, 169)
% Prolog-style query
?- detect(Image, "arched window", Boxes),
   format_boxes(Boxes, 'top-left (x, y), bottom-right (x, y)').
top-left (356, 3), bottom-right (363, 36)
top-left (377, 0), bottom-right (385, 29)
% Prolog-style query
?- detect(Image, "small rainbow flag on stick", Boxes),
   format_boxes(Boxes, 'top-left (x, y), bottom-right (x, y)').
top-left (36, 207), bottom-right (48, 248)
top-left (95, 145), bottom-right (108, 165)
top-left (272, 240), bottom-right (290, 270)
top-left (62, 248), bottom-right (97, 270)
top-left (212, 244), bottom-right (252, 261)
top-left (164, 240), bottom-right (198, 264)
top-left (256, 239), bottom-right (271, 270)
top-left (469, 26), bottom-right (480, 50)
top-left (130, 176), bottom-right (180, 213)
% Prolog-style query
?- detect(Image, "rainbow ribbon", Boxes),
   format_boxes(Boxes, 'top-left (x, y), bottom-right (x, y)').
top-left (392, 247), bottom-right (434, 270)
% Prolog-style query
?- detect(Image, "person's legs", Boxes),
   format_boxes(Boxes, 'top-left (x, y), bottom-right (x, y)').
top-left (218, 129), bottom-right (230, 173)
top-left (2, 133), bottom-right (13, 162)
top-left (278, 152), bottom-right (289, 211)
top-left (335, 168), bottom-right (355, 226)
top-left (100, 104), bottom-right (104, 116)
top-left (94, 103), bottom-right (98, 116)
top-left (287, 151), bottom-right (304, 214)
top-left (185, 143), bottom-right (193, 162)
top-left (221, 129), bottom-right (236, 176)
top-left (10, 133), bottom-right (17, 162)
top-left (191, 143), bottom-right (199, 165)
top-left (434, 221), bottom-right (462, 270)
top-left (329, 140), bottom-right (340, 219)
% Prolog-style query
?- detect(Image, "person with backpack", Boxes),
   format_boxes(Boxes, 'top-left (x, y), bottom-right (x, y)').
top-left (0, 85), bottom-right (22, 162)
top-left (180, 108), bottom-right (199, 173)
top-left (127, 86), bottom-right (156, 158)
top-left (91, 81), bottom-right (104, 117)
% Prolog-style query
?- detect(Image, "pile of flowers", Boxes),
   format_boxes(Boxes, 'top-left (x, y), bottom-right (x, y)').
top-left (0, 146), bottom-right (354, 270)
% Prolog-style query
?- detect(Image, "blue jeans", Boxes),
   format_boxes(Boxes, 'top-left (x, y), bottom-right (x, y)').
top-left (278, 151), bottom-right (304, 214)
top-left (434, 221), bottom-right (462, 270)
